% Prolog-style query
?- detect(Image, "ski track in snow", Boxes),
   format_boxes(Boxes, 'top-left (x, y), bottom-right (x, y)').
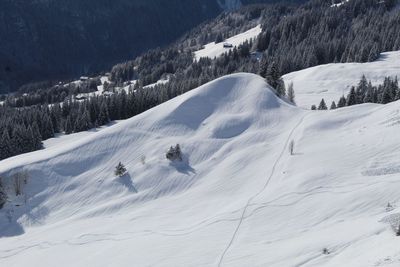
top-left (217, 114), bottom-right (308, 266)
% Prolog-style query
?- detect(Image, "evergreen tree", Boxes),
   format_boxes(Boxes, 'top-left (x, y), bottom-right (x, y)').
top-left (337, 96), bottom-right (346, 108)
top-left (318, 98), bottom-right (327, 110)
top-left (311, 105), bottom-right (317, 110)
top-left (363, 82), bottom-right (374, 103)
top-left (276, 79), bottom-right (286, 97)
top-left (266, 61), bottom-right (281, 90)
top-left (98, 102), bottom-right (110, 125)
top-left (215, 33), bottom-right (223, 44)
top-left (346, 87), bottom-right (357, 106)
top-left (356, 75), bottom-right (368, 104)
top-left (0, 131), bottom-right (12, 160)
top-left (380, 85), bottom-right (393, 104)
top-left (114, 162), bottom-right (127, 177)
top-left (330, 101), bottom-right (337, 110)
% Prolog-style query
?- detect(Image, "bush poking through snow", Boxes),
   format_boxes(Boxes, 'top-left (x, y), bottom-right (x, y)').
top-left (386, 202), bottom-right (394, 212)
top-left (114, 162), bottom-right (127, 177)
top-left (322, 248), bottom-right (330, 255)
top-left (140, 156), bottom-right (146, 165)
top-left (396, 224), bottom-right (400, 236)
top-left (166, 144), bottom-right (183, 162)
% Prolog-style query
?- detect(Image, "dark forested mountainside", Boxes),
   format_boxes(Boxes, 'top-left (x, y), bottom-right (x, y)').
top-left (0, 0), bottom-right (223, 94)
top-left (0, 0), bottom-right (308, 94)
top-left (1, 0), bottom-right (400, 161)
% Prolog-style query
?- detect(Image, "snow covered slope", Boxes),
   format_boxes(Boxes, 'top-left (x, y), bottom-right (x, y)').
top-left (1, 73), bottom-right (400, 266)
top-left (283, 51), bottom-right (400, 108)
top-left (194, 25), bottom-right (262, 60)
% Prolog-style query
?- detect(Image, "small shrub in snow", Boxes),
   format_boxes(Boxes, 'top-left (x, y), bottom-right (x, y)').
top-left (166, 144), bottom-right (183, 162)
top-left (140, 155), bottom-right (146, 165)
top-left (397, 223), bottom-right (400, 236)
top-left (322, 248), bottom-right (330, 255)
top-left (311, 105), bottom-right (317, 110)
top-left (115, 162), bottom-right (127, 177)
top-left (386, 202), bottom-right (394, 212)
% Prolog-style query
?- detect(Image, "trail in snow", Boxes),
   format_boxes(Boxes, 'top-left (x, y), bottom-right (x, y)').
top-left (218, 114), bottom-right (307, 266)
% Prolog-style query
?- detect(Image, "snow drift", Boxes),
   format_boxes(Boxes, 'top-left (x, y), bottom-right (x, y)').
top-left (1, 73), bottom-right (400, 266)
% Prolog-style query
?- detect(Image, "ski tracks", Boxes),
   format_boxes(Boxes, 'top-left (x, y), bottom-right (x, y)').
top-left (217, 114), bottom-right (308, 266)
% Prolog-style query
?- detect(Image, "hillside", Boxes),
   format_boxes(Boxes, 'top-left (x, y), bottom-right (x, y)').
top-left (1, 73), bottom-right (400, 266)
top-left (283, 51), bottom-right (400, 108)
top-left (0, 0), bottom-right (309, 93)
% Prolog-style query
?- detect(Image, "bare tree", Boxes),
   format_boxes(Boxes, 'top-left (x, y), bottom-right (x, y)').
top-left (289, 140), bottom-right (295, 155)
top-left (0, 177), bottom-right (7, 209)
top-left (12, 171), bottom-right (29, 196)
top-left (397, 223), bottom-right (400, 236)
top-left (287, 82), bottom-right (295, 104)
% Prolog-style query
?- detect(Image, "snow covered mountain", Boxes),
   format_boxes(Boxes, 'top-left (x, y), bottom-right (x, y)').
top-left (1, 73), bottom-right (400, 266)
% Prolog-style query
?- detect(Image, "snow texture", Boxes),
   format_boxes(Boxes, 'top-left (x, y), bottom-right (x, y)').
top-left (1, 73), bottom-right (400, 266)
top-left (283, 51), bottom-right (400, 109)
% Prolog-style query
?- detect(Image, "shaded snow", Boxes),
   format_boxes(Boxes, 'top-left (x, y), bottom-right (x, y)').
top-left (1, 73), bottom-right (400, 266)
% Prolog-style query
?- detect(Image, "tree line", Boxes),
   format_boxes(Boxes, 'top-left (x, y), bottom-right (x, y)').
top-left (313, 75), bottom-right (400, 110)
top-left (1, 0), bottom-right (400, 160)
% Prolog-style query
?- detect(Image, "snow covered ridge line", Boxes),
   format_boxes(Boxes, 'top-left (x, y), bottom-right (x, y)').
top-left (2, 73), bottom-right (400, 266)
top-left (194, 24), bottom-right (262, 61)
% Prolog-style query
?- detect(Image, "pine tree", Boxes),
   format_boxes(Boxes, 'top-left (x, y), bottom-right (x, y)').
top-left (31, 122), bottom-right (43, 150)
top-left (337, 96), bottom-right (346, 108)
top-left (215, 33), bottom-right (223, 44)
top-left (356, 75), bottom-right (368, 104)
top-left (346, 87), bottom-right (357, 106)
top-left (114, 162), bottom-right (127, 177)
top-left (266, 61), bottom-right (281, 90)
top-left (363, 82), bottom-right (374, 103)
top-left (98, 102), bottom-right (110, 125)
top-left (276, 79), bottom-right (286, 97)
top-left (64, 115), bottom-right (73, 134)
top-left (318, 98), bottom-right (327, 110)
top-left (330, 101), bottom-right (337, 110)
top-left (380, 85), bottom-right (392, 104)
top-left (0, 131), bottom-right (12, 160)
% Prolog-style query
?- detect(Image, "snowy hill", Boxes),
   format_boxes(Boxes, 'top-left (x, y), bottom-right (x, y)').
top-left (1, 73), bottom-right (400, 266)
top-left (283, 51), bottom-right (400, 108)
